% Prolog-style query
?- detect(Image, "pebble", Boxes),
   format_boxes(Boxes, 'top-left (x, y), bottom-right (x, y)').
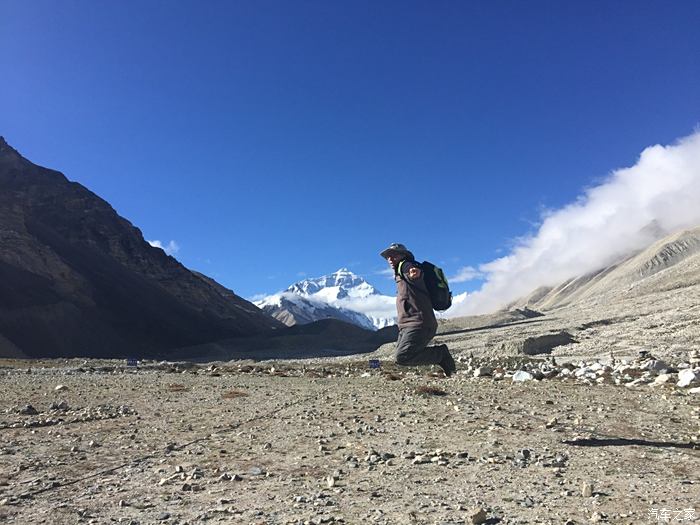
top-left (582, 481), bottom-right (594, 497)
top-left (50, 400), bottom-right (70, 410)
top-left (512, 371), bottom-right (534, 382)
top-left (677, 369), bottom-right (699, 388)
top-left (651, 373), bottom-right (674, 386)
top-left (18, 404), bottom-right (38, 415)
top-left (473, 367), bottom-right (492, 378)
top-left (468, 507), bottom-right (488, 524)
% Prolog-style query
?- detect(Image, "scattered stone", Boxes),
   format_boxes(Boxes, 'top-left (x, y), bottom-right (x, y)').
top-left (468, 507), bottom-right (488, 524)
top-left (54, 385), bottom-right (68, 392)
top-left (651, 374), bottom-right (674, 386)
top-left (677, 369), bottom-right (699, 388)
top-left (18, 404), bottom-right (38, 416)
top-left (512, 371), bottom-right (534, 382)
top-left (473, 367), bottom-right (492, 378)
top-left (643, 359), bottom-right (671, 373)
top-left (582, 481), bottom-right (594, 497)
top-left (50, 400), bottom-right (69, 410)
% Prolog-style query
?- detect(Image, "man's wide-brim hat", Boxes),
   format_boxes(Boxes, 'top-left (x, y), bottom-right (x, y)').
top-left (380, 243), bottom-right (412, 259)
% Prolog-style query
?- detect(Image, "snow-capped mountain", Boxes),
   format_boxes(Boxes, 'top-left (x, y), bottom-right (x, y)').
top-left (255, 268), bottom-right (396, 330)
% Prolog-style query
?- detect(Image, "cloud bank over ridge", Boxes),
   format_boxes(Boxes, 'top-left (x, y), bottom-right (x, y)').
top-left (449, 130), bottom-right (700, 317)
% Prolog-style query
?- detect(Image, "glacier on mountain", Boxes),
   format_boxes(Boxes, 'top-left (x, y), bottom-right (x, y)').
top-left (255, 268), bottom-right (396, 330)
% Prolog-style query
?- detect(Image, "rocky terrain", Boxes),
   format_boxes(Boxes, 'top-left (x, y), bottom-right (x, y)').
top-left (0, 347), bottom-right (698, 525)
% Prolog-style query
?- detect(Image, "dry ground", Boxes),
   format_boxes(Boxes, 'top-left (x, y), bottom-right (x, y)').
top-left (0, 358), bottom-right (698, 525)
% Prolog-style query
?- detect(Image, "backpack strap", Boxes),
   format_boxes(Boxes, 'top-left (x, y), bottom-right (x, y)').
top-left (396, 259), bottom-right (406, 278)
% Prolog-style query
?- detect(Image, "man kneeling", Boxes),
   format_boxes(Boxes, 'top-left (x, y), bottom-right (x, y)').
top-left (380, 243), bottom-right (456, 377)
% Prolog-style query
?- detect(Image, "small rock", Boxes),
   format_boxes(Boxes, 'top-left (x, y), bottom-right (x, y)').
top-left (50, 400), bottom-right (70, 410)
top-left (55, 385), bottom-right (68, 392)
top-left (643, 359), bottom-right (671, 372)
top-left (18, 405), bottom-right (38, 416)
top-left (157, 512), bottom-right (170, 521)
top-left (650, 373), bottom-right (674, 386)
top-left (473, 367), bottom-right (492, 378)
top-left (412, 455), bottom-right (429, 465)
top-left (468, 507), bottom-right (488, 524)
top-left (677, 369), bottom-right (699, 388)
top-left (582, 481), bottom-right (594, 497)
top-left (512, 371), bottom-right (534, 382)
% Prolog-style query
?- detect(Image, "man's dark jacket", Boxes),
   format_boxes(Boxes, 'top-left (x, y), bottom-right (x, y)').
top-left (394, 260), bottom-right (438, 330)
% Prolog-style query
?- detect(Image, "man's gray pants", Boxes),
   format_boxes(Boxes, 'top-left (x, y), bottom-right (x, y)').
top-left (394, 325), bottom-right (447, 366)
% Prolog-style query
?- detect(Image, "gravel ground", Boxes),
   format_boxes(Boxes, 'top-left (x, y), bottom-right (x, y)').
top-left (0, 357), bottom-right (698, 525)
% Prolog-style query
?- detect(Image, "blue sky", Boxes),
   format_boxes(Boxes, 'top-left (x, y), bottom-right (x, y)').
top-left (2, 0), bottom-right (699, 300)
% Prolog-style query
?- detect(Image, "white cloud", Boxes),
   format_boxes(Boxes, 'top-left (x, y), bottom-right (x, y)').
top-left (148, 239), bottom-right (180, 256)
top-left (375, 267), bottom-right (394, 278)
top-left (448, 130), bottom-right (700, 317)
top-left (336, 295), bottom-right (396, 321)
top-left (449, 266), bottom-right (483, 283)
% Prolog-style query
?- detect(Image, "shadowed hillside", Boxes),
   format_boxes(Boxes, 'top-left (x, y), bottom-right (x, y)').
top-left (0, 138), bottom-right (282, 359)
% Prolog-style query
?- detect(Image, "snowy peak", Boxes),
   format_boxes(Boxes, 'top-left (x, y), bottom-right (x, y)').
top-left (286, 268), bottom-right (381, 301)
top-left (256, 268), bottom-right (396, 330)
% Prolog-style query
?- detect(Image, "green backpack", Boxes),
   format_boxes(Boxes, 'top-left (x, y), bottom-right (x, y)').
top-left (398, 260), bottom-right (453, 311)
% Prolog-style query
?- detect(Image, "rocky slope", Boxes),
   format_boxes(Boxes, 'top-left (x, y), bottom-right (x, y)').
top-left (0, 137), bottom-right (281, 359)
top-left (511, 226), bottom-right (700, 312)
top-left (256, 293), bottom-right (377, 330)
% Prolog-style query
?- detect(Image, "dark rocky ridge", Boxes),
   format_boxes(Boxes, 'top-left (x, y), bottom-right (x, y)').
top-left (0, 137), bottom-right (283, 359)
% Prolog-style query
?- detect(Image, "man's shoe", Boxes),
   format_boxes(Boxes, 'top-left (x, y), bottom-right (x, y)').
top-left (438, 345), bottom-right (456, 377)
